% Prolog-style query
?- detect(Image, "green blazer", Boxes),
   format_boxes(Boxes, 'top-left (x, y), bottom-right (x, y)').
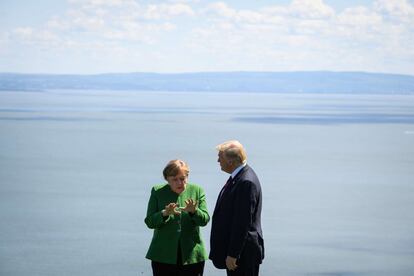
top-left (145, 183), bottom-right (210, 265)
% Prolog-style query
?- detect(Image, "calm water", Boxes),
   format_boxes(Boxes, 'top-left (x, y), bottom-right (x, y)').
top-left (1, 90), bottom-right (414, 275)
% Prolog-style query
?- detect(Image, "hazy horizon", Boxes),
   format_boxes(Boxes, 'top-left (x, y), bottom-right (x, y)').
top-left (1, 70), bottom-right (414, 77)
top-left (2, 71), bottom-right (414, 94)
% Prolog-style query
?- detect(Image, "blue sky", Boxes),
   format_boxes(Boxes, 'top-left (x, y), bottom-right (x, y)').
top-left (0, 0), bottom-right (413, 75)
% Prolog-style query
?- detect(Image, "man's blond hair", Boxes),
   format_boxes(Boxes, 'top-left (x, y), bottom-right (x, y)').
top-left (216, 140), bottom-right (247, 164)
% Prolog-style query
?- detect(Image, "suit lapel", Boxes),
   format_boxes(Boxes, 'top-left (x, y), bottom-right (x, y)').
top-left (213, 165), bottom-right (249, 215)
top-left (213, 179), bottom-right (233, 215)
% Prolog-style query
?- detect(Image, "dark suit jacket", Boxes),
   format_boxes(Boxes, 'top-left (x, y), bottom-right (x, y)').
top-left (209, 165), bottom-right (264, 269)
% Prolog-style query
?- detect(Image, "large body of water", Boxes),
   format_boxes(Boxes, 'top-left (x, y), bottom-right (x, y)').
top-left (1, 90), bottom-right (414, 275)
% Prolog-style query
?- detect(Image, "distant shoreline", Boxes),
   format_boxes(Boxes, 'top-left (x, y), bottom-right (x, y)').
top-left (1, 71), bottom-right (414, 94)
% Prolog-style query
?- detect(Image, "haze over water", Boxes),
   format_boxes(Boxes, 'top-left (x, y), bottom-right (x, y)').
top-left (1, 90), bottom-right (414, 275)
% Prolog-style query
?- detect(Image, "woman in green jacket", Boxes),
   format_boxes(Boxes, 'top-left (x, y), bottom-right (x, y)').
top-left (145, 159), bottom-right (210, 276)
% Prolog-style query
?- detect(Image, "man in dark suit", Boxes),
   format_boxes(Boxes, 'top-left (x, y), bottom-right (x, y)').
top-left (210, 140), bottom-right (264, 276)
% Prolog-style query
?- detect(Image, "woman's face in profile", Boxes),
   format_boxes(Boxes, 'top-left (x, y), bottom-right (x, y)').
top-left (167, 170), bottom-right (188, 194)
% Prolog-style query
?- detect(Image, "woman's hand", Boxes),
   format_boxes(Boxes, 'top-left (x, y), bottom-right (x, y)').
top-left (183, 199), bottom-right (197, 214)
top-left (162, 203), bottom-right (181, 216)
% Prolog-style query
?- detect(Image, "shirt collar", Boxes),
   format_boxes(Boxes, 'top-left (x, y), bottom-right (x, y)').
top-left (231, 163), bottom-right (246, 179)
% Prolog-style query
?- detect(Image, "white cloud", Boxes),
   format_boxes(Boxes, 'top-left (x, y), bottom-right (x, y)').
top-left (335, 6), bottom-right (384, 40)
top-left (167, 0), bottom-right (200, 3)
top-left (144, 3), bottom-right (194, 19)
top-left (1, 0), bottom-right (413, 74)
top-left (12, 27), bottom-right (34, 40)
top-left (206, 2), bottom-right (236, 18)
top-left (68, 0), bottom-right (129, 7)
top-left (289, 0), bottom-right (335, 19)
top-left (188, 0), bottom-right (414, 73)
top-left (12, 28), bottom-right (59, 44)
top-left (73, 16), bottom-right (106, 31)
top-left (374, 0), bottom-right (414, 17)
top-left (41, 1), bottom-right (190, 44)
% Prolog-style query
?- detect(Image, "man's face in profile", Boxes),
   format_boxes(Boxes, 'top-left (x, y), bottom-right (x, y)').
top-left (218, 151), bottom-right (232, 174)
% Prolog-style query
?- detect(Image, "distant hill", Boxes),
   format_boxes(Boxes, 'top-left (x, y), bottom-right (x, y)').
top-left (0, 71), bottom-right (413, 94)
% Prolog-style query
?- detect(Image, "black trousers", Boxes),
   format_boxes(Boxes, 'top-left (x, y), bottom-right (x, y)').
top-left (226, 265), bottom-right (260, 276)
top-left (151, 244), bottom-right (204, 276)
top-left (151, 261), bottom-right (204, 276)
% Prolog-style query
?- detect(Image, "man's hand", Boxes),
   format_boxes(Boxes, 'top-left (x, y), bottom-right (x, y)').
top-left (226, 256), bottom-right (238, 271)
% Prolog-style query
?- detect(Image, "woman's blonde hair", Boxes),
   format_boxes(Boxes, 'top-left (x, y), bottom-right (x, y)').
top-left (163, 159), bottom-right (190, 180)
top-left (216, 140), bottom-right (247, 164)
